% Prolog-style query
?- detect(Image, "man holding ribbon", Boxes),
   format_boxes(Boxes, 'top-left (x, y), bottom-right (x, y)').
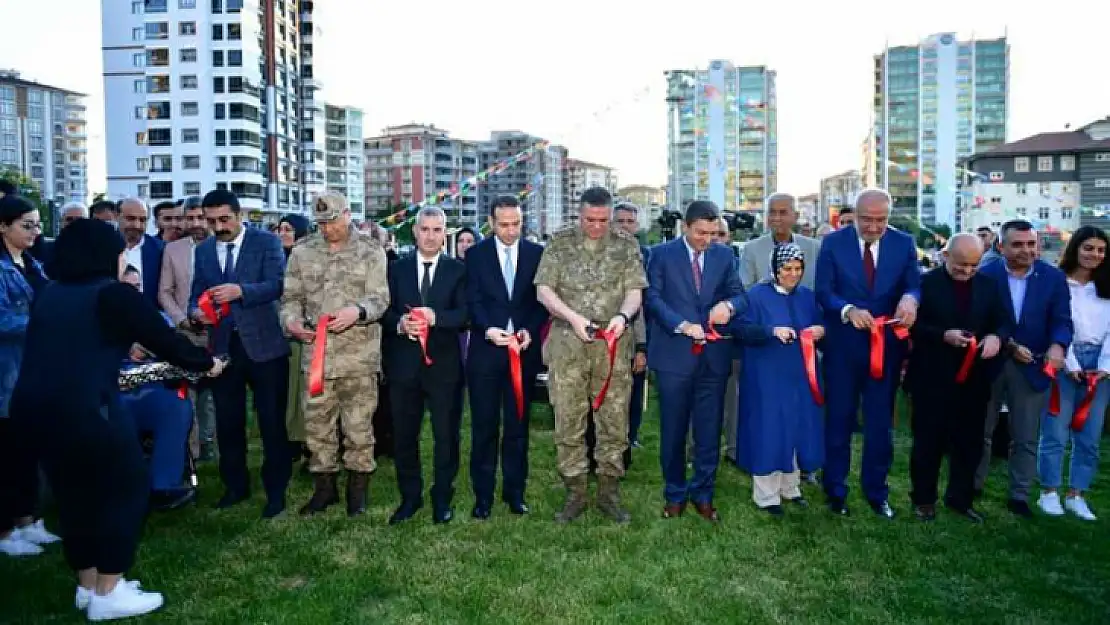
top-left (464, 195), bottom-right (548, 520)
top-left (281, 192), bottom-right (390, 517)
top-left (815, 188), bottom-right (921, 519)
top-left (905, 234), bottom-right (1008, 523)
top-left (535, 187), bottom-right (647, 524)
top-left (645, 200), bottom-right (746, 522)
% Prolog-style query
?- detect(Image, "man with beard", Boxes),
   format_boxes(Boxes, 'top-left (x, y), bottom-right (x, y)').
top-left (153, 201), bottom-right (184, 243)
top-left (118, 198), bottom-right (165, 307)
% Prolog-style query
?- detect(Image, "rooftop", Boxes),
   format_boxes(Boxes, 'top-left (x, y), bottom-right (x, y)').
top-left (967, 119), bottom-right (1110, 160)
top-left (0, 70), bottom-right (85, 97)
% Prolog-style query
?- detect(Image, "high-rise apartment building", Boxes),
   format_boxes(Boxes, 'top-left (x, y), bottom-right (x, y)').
top-left (563, 157), bottom-right (618, 221)
top-left (0, 70), bottom-right (89, 206)
top-left (665, 61), bottom-right (777, 214)
top-left (478, 131), bottom-right (566, 237)
top-left (872, 32), bottom-right (1009, 227)
top-left (363, 124), bottom-right (480, 224)
top-left (819, 170), bottom-right (862, 224)
top-left (101, 0), bottom-right (312, 223)
top-left (323, 103), bottom-right (364, 218)
top-left (298, 0), bottom-right (325, 205)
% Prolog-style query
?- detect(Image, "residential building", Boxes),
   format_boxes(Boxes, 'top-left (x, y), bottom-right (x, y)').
top-left (616, 184), bottom-right (666, 229)
top-left (362, 123), bottom-right (480, 225)
top-left (861, 132), bottom-right (877, 187)
top-left (298, 0), bottom-right (325, 205)
top-left (478, 130), bottom-right (566, 237)
top-left (797, 193), bottom-right (820, 228)
top-left (872, 32), bottom-right (1009, 227)
top-left (958, 118), bottom-right (1110, 237)
top-left (819, 170), bottom-right (862, 224)
top-left (0, 70), bottom-right (88, 206)
top-left (563, 157), bottom-right (618, 221)
top-left (101, 0), bottom-right (312, 224)
top-left (323, 103), bottom-right (364, 218)
top-left (665, 61), bottom-right (777, 214)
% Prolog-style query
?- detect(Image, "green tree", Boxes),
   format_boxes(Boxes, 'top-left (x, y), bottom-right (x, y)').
top-left (91, 192), bottom-right (106, 204)
top-left (1, 167), bottom-right (54, 236)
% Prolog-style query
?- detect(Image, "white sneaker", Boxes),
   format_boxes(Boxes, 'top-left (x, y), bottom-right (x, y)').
top-left (0, 535), bottom-right (43, 557)
top-left (86, 580), bottom-right (163, 621)
top-left (1066, 495), bottom-right (1097, 521)
top-left (1037, 492), bottom-right (1065, 516)
top-left (15, 519), bottom-right (61, 545)
top-left (76, 580), bottom-right (142, 610)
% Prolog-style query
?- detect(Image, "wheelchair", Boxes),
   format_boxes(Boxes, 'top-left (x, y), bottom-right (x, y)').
top-left (123, 380), bottom-right (200, 500)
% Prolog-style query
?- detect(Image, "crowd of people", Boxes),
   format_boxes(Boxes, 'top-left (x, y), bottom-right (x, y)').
top-left (0, 178), bottom-right (1108, 620)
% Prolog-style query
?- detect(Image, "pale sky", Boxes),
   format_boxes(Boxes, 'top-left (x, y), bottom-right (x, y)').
top-left (2, 0), bottom-right (1106, 196)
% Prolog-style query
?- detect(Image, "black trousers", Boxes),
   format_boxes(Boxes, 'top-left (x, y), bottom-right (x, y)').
top-left (468, 365), bottom-right (535, 505)
top-left (372, 375), bottom-right (394, 458)
top-left (0, 418), bottom-right (38, 534)
top-left (212, 333), bottom-right (291, 501)
top-left (390, 371), bottom-right (462, 507)
top-left (910, 381), bottom-right (990, 510)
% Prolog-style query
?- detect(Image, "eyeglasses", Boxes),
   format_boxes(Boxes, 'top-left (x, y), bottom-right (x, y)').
top-left (19, 221), bottom-right (42, 231)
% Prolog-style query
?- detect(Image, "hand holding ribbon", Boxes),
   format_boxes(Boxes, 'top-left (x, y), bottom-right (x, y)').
top-left (691, 323), bottom-right (724, 355)
top-left (954, 336), bottom-right (980, 383)
top-left (869, 316), bottom-right (910, 380)
top-left (307, 314), bottom-right (332, 397)
top-left (506, 331), bottom-right (527, 421)
top-left (197, 290), bottom-right (231, 326)
top-left (407, 307), bottom-right (434, 366)
top-left (1046, 361), bottom-right (1101, 431)
top-left (799, 328), bottom-right (824, 406)
top-left (590, 326), bottom-right (621, 412)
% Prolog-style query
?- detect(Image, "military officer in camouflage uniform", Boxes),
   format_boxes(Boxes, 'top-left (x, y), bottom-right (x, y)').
top-left (535, 187), bottom-right (648, 523)
top-left (280, 192), bottom-right (390, 517)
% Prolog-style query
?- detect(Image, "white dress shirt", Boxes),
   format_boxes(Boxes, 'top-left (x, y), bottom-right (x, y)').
top-left (1064, 278), bottom-right (1110, 373)
top-left (858, 234), bottom-right (879, 267)
top-left (497, 239), bottom-right (519, 332)
top-left (216, 228), bottom-right (245, 275)
top-left (123, 236), bottom-right (144, 291)
top-left (416, 252), bottom-right (440, 288)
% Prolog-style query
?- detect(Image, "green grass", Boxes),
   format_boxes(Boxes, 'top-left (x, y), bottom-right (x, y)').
top-left (4, 396), bottom-right (1110, 624)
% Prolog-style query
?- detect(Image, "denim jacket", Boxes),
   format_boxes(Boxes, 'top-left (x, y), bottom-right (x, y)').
top-left (0, 251), bottom-right (46, 417)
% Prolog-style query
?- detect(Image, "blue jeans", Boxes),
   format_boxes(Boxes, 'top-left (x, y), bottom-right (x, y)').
top-left (1037, 343), bottom-right (1110, 492)
top-left (122, 384), bottom-right (193, 492)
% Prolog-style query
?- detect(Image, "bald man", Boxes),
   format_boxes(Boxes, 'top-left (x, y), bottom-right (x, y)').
top-left (904, 233), bottom-right (1010, 523)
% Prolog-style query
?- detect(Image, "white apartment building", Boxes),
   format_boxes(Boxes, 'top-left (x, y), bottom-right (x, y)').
top-left (819, 170), bottom-right (862, 224)
top-left (0, 70), bottom-right (89, 208)
top-left (563, 157), bottom-right (618, 221)
top-left (102, 0), bottom-right (312, 223)
top-left (298, 0), bottom-right (325, 204)
top-left (323, 103), bottom-right (364, 218)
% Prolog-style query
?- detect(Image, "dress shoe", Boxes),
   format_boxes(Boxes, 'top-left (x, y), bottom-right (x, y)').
top-left (151, 488), bottom-right (196, 511)
top-left (1007, 499), bottom-right (1034, 519)
top-left (433, 507), bottom-right (454, 524)
top-left (215, 491), bottom-right (249, 509)
top-left (826, 498), bottom-right (850, 516)
top-left (261, 499), bottom-right (285, 519)
top-left (914, 504), bottom-right (937, 522)
top-left (471, 504), bottom-right (492, 520)
top-left (869, 500), bottom-right (896, 520)
top-left (785, 496), bottom-right (809, 509)
top-left (388, 501), bottom-right (423, 525)
top-left (694, 502), bottom-right (720, 522)
top-left (948, 505), bottom-right (985, 524)
top-left (763, 504), bottom-right (785, 518)
top-left (506, 500), bottom-right (530, 515)
top-left (662, 502), bottom-right (685, 519)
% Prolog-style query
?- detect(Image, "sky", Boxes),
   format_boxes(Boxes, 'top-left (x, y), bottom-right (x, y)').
top-left (2, 0), bottom-right (1107, 197)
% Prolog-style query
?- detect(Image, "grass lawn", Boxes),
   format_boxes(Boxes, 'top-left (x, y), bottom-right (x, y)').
top-left (4, 394), bottom-right (1110, 624)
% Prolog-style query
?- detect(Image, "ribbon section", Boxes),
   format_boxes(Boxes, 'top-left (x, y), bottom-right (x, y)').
top-left (691, 323), bottom-right (724, 355)
top-left (408, 307), bottom-right (434, 366)
top-left (507, 331), bottom-right (526, 421)
top-left (197, 290), bottom-right (231, 326)
top-left (590, 327), bottom-right (621, 412)
top-left (799, 328), bottom-right (824, 406)
top-left (1045, 362), bottom-right (1060, 416)
top-left (1046, 361), bottom-right (1102, 432)
top-left (307, 314), bottom-right (332, 397)
top-left (954, 336), bottom-right (980, 383)
top-left (869, 316), bottom-right (910, 380)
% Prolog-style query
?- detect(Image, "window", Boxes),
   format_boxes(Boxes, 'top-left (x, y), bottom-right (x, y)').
top-left (214, 103), bottom-right (225, 119)
top-left (212, 50), bottom-right (224, 67)
top-left (214, 130), bottom-right (226, 146)
top-left (0, 101), bottom-right (10, 115)
top-left (1037, 156), bottom-right (1053, 172)
top-left (134, 106), bottom-right (145, 119)
top-left (1096, 153), bottom-right (1110, 162)
top-left (213, 77), bottom-right (224, 93)
top-left (1016, 183), bottom-right (1027, 195)
top-left (147, 75), bottom-right (170, 93)
top-left (1095, 179), bottom-right (1110, 189)
top-left (145, 0), bottom-right (168, 12)
top-left (151, 155), bottom-right (173, 172)
top-left (181, 128), bottom-right (199, 143)
top-left (1062, 208), bottom-right (1073, 220)
top-left (179, 0), bottom-right (196, 7)
top-left (990, 196), bottom-right (1002, 205)
top-left (132, 27), bottom-right (143, 41)
top-left (136, 158), bottom-right (149, 172)
top-left (211, 0), bottom-right (222, 12)
top-left (132, 52), bottom-right (145, 67)
top-left (179, 21), bottom-right (196, 36)
top-left (135, 131), bottom-right (147, 145)
top-left (131, 0), bottom-right (142, 13)
top-left (133, 79), bottom-right (145, 93)
top-left (1038, 207), bottom-right (1050, 220)
top-left (1014, 156), bottom-right (1029, 172)
top-left (1016, 206), bottom-right (1026, 216)
top-left (1060, 155), bottom-right (1076, 171)
top-left (144, 22), bottom-right (168, 40)
top-left (183, 182), bottom-right (201, 196)
top-left (181, 75), bottom-right (198, 89)
top-left (182, 155), bottom-right (200, 169)
top-left (227, 0), bottom-right (242, 12)
top-left (137, 183), bottom-right (148, 198)
top-left (181, 102), bottom-right (199, 116)
top-left (147, 102), bottom-right (170, 120)
top-left (227, 23), bottom-right (241, 40)
top-left (180, 48), bottom-right (197, 62)
top-left (1040, 182), bottom-right (1052, 196)
top-left (150, 181), bottom-right (173, 200)
top-left (147, 128), bottom-right (171, 146)
top-left (211, 24), bottom-right (223, 40)
top-left (227, 50), bottom-right (242, 66)
top-left (0, 149), bottom-right (15, 164)
top-left (147, 48), bottom-right (169, 66)
top-left (989, 171), bottom-right (1004, 181)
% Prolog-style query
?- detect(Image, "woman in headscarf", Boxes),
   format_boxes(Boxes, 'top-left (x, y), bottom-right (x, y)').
top-left (455, 226), bottom-right (478, 260)
top-left (9, 218), bottom-right (221, 620)
top-left (277, 213), bottom-right (312, 467)
top-left (734, 242), bottom-right (825, 517)
top-left (0, 195), bottom-right (59, 557)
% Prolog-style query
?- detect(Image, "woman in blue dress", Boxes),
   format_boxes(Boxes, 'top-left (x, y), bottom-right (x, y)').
top-left (734, 243), bottom-right (825, 516)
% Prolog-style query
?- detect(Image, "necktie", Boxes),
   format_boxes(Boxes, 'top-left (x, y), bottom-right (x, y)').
top-left (502, 247), bottom-right (515, 296)
top-left (420, 261), bottom-right (432, 304)
top-left (222, 242), bottom-right (236, 282)
top-left (863, 242), bottom-right (875, 289)
top-left (692, 250), bottom-right (702, 293)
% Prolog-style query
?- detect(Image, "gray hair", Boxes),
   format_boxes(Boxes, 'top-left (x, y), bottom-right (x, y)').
top-left (613, 202), bottom-right (640, 215)
top-left (855, 188), bottom-right (892, 211)
top-left (118, 197), bottom-right (149, 214)
top-left (416, 206), bottom-right (446, 224)
top-left (945, 232), bottom-right (981, 252)
top-left (765, 192), bottom-right (796, 212)
top-left (60, 201), bottom-right (87, 217)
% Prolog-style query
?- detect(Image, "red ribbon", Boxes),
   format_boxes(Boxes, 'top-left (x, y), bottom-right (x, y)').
top-left (1046, 362), bottom-right (1102, 432)
top-left (690, 323), bottom-right (724, 355)
top-left (590, 328), bottom-right (621, 412)
top-left (869, 316), bottom-right (909, 380)
top-left (506, 331), bottom-right (526, 421)
top-left (1045, 362), bottom-right (1060, 415)
top-left (799, 328), bottom-right (824, 406)
top-left (307, 314), bottom-right (331, 397)
top-left (197, 290), bottom-right (231, 326)
top-left (954, 336), bottom-right (980, 383)
top-left (408, 307), bottom-right (434, 366)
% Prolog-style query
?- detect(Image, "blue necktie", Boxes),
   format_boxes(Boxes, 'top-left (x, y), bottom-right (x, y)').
top-left (503, 248), bottom-right (515, 332)
top-left (222, 243), bottom-right (236, 282)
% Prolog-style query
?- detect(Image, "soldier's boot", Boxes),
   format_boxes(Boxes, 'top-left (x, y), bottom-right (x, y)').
top-left (554, 475), bottom-right (589, 523)
top-left (299, 473), bottom-right (339, 516)
top-left (346, 471), bottom-right (371, 517)
top-left (596, 475), bottom-right (632, 524)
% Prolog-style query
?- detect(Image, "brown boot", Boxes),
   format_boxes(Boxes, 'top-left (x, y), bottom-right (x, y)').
top-left (299, 473), bottom-right (339, 516)
top-left (554, 475), bottom-right (589, 523)
top-left (346, 471), bottom-right (370, 517)
top-left (596, 475), bottom-right (631, 524)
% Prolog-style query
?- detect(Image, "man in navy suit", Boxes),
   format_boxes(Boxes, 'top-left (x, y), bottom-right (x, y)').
top-left (189, 190), bottom-right (291, 519)
top-left (816, 188), bottom-right (921, 519)
top-left (464, 195), bottom-right (548, 520)
top-left (645, 200), bottom-right (748, 522)
top-left (974, 219), bottom-right (1072, 518)
top-left (118, 198), bottom-right (165, 307)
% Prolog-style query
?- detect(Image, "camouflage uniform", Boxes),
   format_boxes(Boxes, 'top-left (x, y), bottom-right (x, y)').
top-left (535, 226), bottom-right (647, 521)
top-left (280, 192), bottom-right (390, 515)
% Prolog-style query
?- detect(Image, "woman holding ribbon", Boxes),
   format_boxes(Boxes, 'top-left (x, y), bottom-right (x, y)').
top-left (734, 243), bottom-right (824, 516)
top-left (1037, 226), bottom-right (1110, 521)
top-left (278, 213), bottom-right (312, 469)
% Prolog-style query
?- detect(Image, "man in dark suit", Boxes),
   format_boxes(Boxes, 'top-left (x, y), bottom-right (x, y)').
top-left (119, 198), bottom-right (165, 307)
top-left (384, 206), bottom-right (468, 525)
top-left (464, 196), bottom-right (547, 519)
top-left (906, 234), bottom-right (1010, 523)
top-left (816, 188), bottom-right (921, 519)
top-left (645, 200), bottom-right (747, 522)
top-left (189, 189), bottom-right (291, 519)
top-left (974, 219), bottom-right (1072, 518)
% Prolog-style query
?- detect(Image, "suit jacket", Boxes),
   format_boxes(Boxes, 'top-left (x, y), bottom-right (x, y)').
top-left (740, 233), bottom-right (820, 290)
top-left (189, 228), bottom-right (289, 363)
top-left (644, 238), bottom-right (747, 377)
top-left (632, 243), bottom-right (651, 351)
top-left (158, 237), bottom-right (197, 326)
top-left (384, 253), bottom-right (468, 382)
top-left (978, 258), bottom-right (1073, 392)
top-left (464, 237), bottom-right (548, 376)
top-left (815, 226), bottom-right (921, 357)
top-left (135, 234), bottom-right (165, 308)
top-left (905, 267), bottom-right (1012, 394)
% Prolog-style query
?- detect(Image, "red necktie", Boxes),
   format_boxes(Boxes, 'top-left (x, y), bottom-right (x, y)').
top-left (692, 250), bottom-right (702, 293)
top-left (863, 243), bottom-right (875, 289)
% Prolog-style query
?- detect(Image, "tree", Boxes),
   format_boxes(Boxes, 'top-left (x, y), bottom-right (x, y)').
top-left (91, 192), bottom-right (106, 204)
top-left (0, 167), bottom-right (54, 236)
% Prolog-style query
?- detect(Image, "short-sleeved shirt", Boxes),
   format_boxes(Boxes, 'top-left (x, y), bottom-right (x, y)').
top-left (534, 227), bottom-right (648, 323)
